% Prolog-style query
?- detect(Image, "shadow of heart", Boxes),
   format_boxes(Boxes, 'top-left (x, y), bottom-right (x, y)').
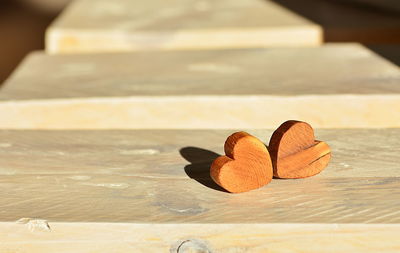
top-left (180, 146), bottom-right (228, 192)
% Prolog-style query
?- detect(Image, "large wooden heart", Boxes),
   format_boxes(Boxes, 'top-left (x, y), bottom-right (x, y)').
top-left (268, 120), bottom-right (331, 179)
top-left (210, 131), bottom-right (273, 193)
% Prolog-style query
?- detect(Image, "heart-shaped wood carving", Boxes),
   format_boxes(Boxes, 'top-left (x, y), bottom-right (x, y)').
top-left (268, 120), bottom-right (331, 179)
top-left (210, 131), bottom-right (273, 193)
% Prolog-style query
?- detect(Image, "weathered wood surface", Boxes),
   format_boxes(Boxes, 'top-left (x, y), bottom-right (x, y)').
top-left (46, 0), bottom-right (400, 53)
top-left (46, 0), bottom-right (322, 53)
top-left (0, 129), bottom-right (399, 224)
top-left (1, 44), bottom-right (399, 129)
top-left (1, 223), bottom-right (399, 253)
top-left (1, 129), bottom-right (399, 251)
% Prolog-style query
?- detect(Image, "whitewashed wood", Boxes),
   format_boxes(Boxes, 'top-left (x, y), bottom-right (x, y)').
top-left (1, 129), bottom-right (399, 250)
top-left (1, 174), bottom-right (399, 223)
top-left (0, 129), bottom-right (399, 224)
top-left (46, 0), bottom-right (322, 53)
top-left (0, 129), bottom-right (399, 178)
top-left (46, 0), bottom-right (400, 53)
top-left (1, 44), bottom-right (399, 129)
top-left (1, 223), bottom-right (399, 252)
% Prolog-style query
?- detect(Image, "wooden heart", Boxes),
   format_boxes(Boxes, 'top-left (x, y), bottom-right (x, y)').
top-left (268, 120), bottom-right (331, 179)
top-left (210, 131), bottom-right (273, 193)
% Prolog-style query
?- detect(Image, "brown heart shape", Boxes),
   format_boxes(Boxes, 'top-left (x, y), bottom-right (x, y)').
top-left (210, 131), bottom-right (273, 193)
top-left (268, 120), bottom-right (331, 179)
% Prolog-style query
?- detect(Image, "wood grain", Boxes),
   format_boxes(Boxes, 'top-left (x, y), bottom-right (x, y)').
top-left (0, 129), bottom-right (399, 224)
top-left (1, 44), bottom-right (399, 129)
top-left (269, 120), bottom-right (331, 178)
top-left (1, 174), bottom-right (399, 223)
top-left (46, 0), bottom-right (321, 53)
top-left (1, 129), bottom-right (399, 250)
top-left (1, 223), bottom-right (399, 252)
top-left (210, 132), bottom-right (273, 193)
top-left (45, 0), bottom-right (400, 53)
top-left (0, 129), bottom-right (399, 178)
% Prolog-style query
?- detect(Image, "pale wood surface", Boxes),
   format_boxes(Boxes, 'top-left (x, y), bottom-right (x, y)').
top-left (46, 0), bottom-right (322, 53)
top-left (1, 44), bottom-right (399, 129)
top-left (1, 129), bottom-right (399, 251)
top-left (0, 129), bottom-right (399, 224)
top-left (46, 0), bottom-right (400, 53)
top-left (1, 223), bottom-right (400, 252)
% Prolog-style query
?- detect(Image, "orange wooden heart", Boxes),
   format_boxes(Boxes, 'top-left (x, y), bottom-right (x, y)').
top-left (268, 120), bottom-right (331, 179)
top-left (210, 131), bottom-right (273, 193)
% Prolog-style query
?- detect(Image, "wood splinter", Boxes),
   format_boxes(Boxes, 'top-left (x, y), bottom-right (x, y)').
top-left (268, 120), bottom-right (331, 179)
top-left (210, 132), bottom-right (273, 193)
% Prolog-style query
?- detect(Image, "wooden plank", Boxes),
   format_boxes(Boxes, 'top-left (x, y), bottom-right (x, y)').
top-left (45, 0), bottom-right (400, 54)
top-left (1, 129), bottom-right (399, 251)
top-left (1, 44), bottom-right (400, 129)
top-left (1, 223), bottom-right (399, 252)
top-left (0, 129), bottom-right (399, 224)
top-left (0, 129), bottom-right (399, 178)
top-left (46, 0), bottom-right (322, 53)
top-left (271, 0), bottom-right (400, 43)
top-left (1, 174), bottom-right (399, 223)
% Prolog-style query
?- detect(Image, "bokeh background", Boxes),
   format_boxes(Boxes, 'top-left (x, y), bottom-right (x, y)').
top-left (1, 0), bottom-right (399, 83)
top-left (0, 0), bottom-right (69, 83)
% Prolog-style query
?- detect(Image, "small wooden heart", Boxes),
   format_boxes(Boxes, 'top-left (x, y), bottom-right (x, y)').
top-left (210, 131), bottom-right (273, 193)
top-left (268, 120), bottom-right (331, 179)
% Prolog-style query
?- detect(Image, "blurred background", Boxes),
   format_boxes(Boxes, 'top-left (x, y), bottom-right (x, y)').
top-left (0, 0), bottom-right (68, 83)
top-left (0, 0), bottom-right (399, 83)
